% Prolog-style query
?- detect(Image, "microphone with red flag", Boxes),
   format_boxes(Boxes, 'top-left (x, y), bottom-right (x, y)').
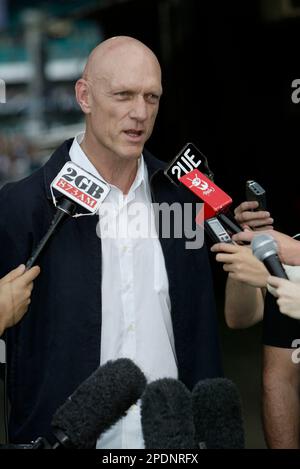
top-left (179, 169), bottom-right (232, 221)
top-left (164, 143), bottom-right (242, 241)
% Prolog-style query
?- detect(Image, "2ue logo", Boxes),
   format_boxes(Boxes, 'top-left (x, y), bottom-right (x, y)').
top-left (181, 170), bottom-right (215, 195)
top-left (185, 172), bottom-right (215, 193)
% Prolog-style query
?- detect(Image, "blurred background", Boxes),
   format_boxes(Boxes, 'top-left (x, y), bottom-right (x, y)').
top-left (1, 0), bottom-right (300, 448)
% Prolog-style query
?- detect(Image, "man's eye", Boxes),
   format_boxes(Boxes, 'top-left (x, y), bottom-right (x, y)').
top-left (115, 92), bottom-right (131, 99)
top-left (146, 94), bottom-right (160, 104)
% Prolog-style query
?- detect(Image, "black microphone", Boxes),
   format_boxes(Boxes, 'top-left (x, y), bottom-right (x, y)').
top-left (141, 378), bottom-right (196, 449)
top-left (251, 233), bottom-right (289, 279)
top-left (164, 142), bottom-right (214, 186)
top-left (26, 161), bottom-right (110, 269)
top-left (192, 378), bottom-right (245, 449)
top-left (51, 358), bottom-right (146, 449)
top-left (1, 358), bottom-right (146, 449)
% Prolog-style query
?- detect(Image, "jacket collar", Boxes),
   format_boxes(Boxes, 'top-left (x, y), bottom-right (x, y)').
top-left (44, 138), bottom-right (73, 200)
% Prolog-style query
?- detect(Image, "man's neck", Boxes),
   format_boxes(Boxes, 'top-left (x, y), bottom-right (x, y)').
top-left (80, 138), bottom-right (139, 195)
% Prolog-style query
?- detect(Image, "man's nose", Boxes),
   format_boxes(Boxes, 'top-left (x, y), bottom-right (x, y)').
top-left (129, 95), bottom-right (148, 121)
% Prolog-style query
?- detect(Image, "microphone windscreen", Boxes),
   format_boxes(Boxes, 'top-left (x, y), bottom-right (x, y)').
top-left (141, 378), bottom-right (196, 449)
top-left (192, 378), bottom-right (245, 449)
top-left (51, 358), bottom-right (146, 448)
top-left (251, 233), bottom-right (278, 262)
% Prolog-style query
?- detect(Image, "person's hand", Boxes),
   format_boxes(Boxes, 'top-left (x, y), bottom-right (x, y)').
top-left (267, 276), bottom-right (300, 319)
top-left (0, 264), bottom-right (40, 335)
top-left (232, 229), bottom-right (300, 266)
top-left (211, 242), bottom-right (268, 288)
top-left (234, 201), bottom-right (274, 231)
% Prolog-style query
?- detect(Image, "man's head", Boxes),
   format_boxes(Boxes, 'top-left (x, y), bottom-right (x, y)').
top-left (75, 36), bottom-right (162, 162)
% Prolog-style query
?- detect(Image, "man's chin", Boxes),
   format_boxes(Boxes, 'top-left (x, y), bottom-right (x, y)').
top-left (121, 144), bottom-right (144, 160)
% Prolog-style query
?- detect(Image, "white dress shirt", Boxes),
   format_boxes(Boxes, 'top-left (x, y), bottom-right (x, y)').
top-left (69, 133), bottom-right (178, 449)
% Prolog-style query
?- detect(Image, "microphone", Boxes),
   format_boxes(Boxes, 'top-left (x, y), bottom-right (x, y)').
top-left (25, 198), bottom-right (75, 269)
top-left (1, 358), bottom-right (146, 449)
top-left (164, 142), bottom-right (242, 235)
top-left (164, 142), bottom-right (231, 219)
top-left (179, 169), bottom-right (243, 236)
top-left (141, 378), bottom-right (196, 449)
top-left (251, 233), bottom-right (289, 279)
top-left (192, 378), bottom-right (245, 449)
top-left (164, 142), bottom-right (214, 186)
top-left (26, 162), bottom-right (110, 269)
top-left (179, 169), bottom-right (232, 220)
top-left (51, 358), bottom-right (146, 449)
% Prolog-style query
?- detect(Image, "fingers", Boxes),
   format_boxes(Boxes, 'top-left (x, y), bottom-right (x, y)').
top-left (0, 264), bottom-right (26, 284)
top-left (234, 201), bottom-right (273, 231)
top-left (236, 208), bottom-right (271, 221)
top-left (242, 217), bottom-right (274, 229)
top-left (210, 243), bottom-right (239, 254)
top-left (234, 201), bottom-right (259, 214)
top-left (235, 209), bottom-right (273, 224)
top-left (215, 253), bottom-right (236, 264)
top-left (19, 266), bottom-right (41, 285)
top-left (254, 225), bottom-right (274, 232)
top-left (232, 230), bottom-right (258, 244)
top-left (0, 265), bottom-right (40, 291)
top-left (267, 276), bottom-right (283, 288)
top-left (222, 263), bottom-right (234, 272)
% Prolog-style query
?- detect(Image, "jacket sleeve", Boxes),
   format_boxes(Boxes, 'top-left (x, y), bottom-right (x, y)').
top-left (0, 184), bottom-right (32, 278)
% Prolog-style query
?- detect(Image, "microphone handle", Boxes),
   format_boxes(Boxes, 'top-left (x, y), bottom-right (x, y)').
top-left (0, 437), bottom-right (54, 449)
top-left (264, 255), bottom-right (289, 279)
top-left (26, 199), bottom-right (75, 269)
top-left (0, 443), bottom-right (36, 449)
top-left (217, 213), bottom-right (243, 234)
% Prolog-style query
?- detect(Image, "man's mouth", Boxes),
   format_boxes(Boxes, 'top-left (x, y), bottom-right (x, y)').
top-left (124, 129), bottom-right (144, 138)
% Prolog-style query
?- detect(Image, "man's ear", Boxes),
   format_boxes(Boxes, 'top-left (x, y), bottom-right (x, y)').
top-left (75, 78), bottom-right (91, 114)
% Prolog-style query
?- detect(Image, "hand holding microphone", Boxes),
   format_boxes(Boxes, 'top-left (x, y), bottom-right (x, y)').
top-left (234, 180), bottom-right (273, 231)
top-left (234, 201), bottom-right (274, 231)
top-left (251, 233), bottom-right (288, 279)
top-left (0, 264), bottom-right (40, 335)
top-left (233, 230), bottom-right (300, 267)
top-left (211, 242), bottom-right (269, 288)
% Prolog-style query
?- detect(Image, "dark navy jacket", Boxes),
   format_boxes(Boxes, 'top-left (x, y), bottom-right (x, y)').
top-left (0, 139), bottom-right (222, 444)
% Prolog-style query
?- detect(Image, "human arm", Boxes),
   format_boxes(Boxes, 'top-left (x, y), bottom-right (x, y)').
top-left (267, 276), bottom-right (300, 319)
top-left (211, 243), bottom-right (267, 328)
top-left (263, 345), bottom-right (300, 448)
top-left (0, 264), bottom-right (40, 336)
top-left (224, 278), bottom-right (265, 329)
top-left (211, 201), bottom-right (273, 328)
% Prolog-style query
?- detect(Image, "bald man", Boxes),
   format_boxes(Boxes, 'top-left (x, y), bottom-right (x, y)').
top-left (0, 37), bottom-right (222, 447)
